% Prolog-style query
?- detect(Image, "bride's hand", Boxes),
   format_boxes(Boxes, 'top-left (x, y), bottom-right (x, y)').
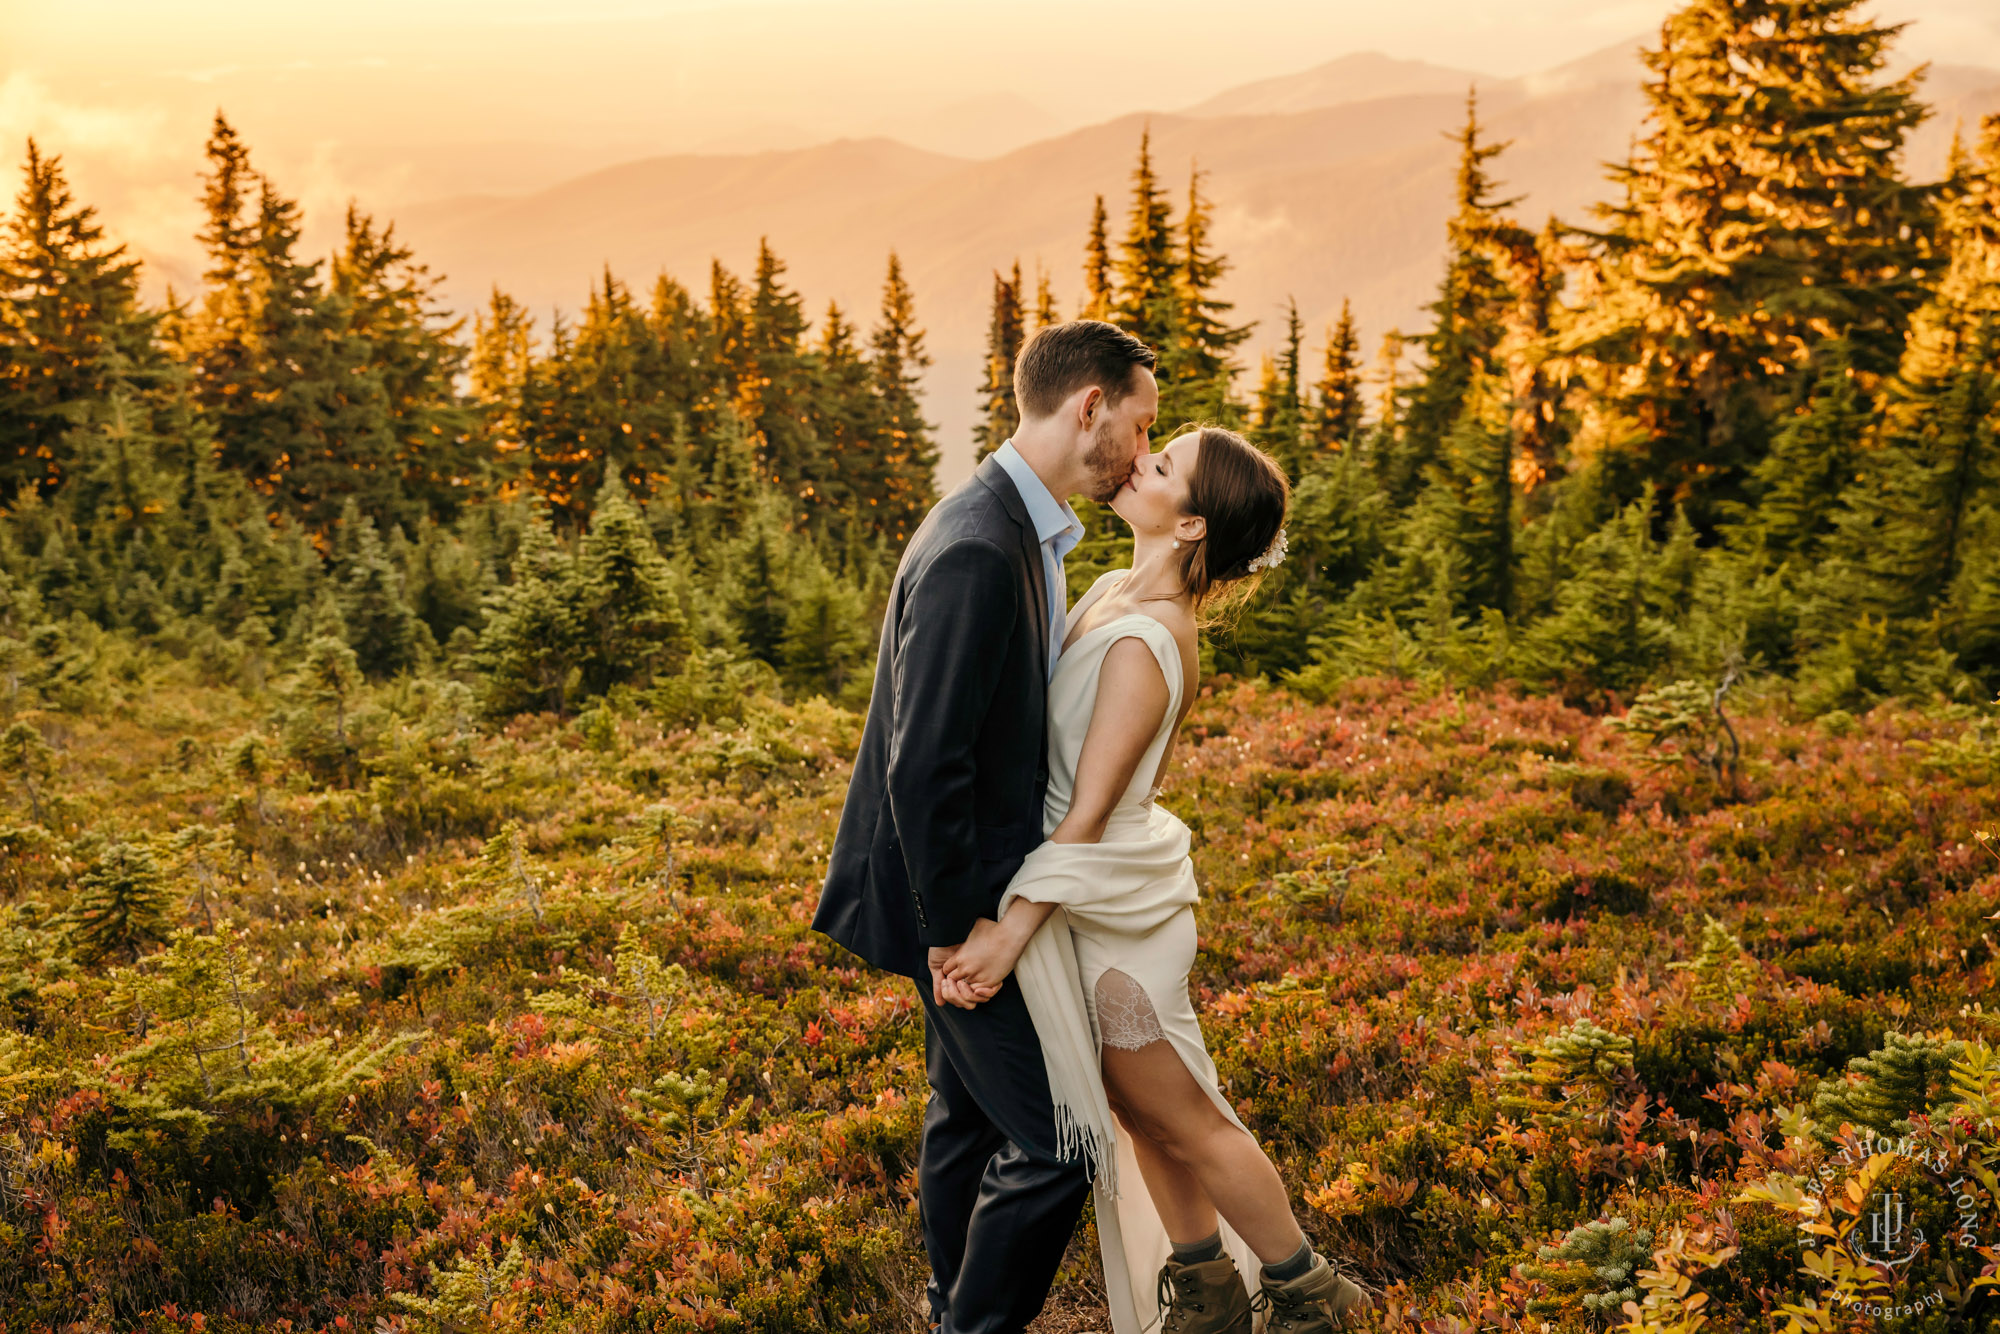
top-left (941, 916), bottom-right (1025, 992)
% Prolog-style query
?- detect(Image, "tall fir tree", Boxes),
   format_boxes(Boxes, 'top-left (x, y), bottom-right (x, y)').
top-left (1111, 128), bottom-right (1178, 351)
top-left (738, 238), bottom-right (819, 515)
top-left (165, 118), bottom-right (350, 527)
top-left (470, 288), bottom-right (533, 469)
top-left (472, 502), bottom-right (583, 716)
top-left (867, 251), bottom-right (938, 542)
top-left (1158, 164), bottom-right (1252, 430)
top-left (0, 140), bottom-right (159, 500)
top-left (1564, 0), bottom-right (1934, 532)
top-left (1252, 299), bottom-right (1306, 474)
top-left (808, 301), bottom-right (877, 536)
top-left (319, 205), bottom-right (477, 526)
top-left (975, 262), bottom-right (1024, 463)
top-left (1389, 90), bottom-right (1518, 510)
top-left (1081, 195), bottom-right (1113, 321)
top-left (1312, 299), bottom-right (1364, 450)
top-left (1033, 265), bottom-right (1059, 329)
top-left (572, 472), bottom-right (691, 696)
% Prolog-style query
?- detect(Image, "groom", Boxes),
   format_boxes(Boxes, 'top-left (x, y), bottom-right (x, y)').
top-left (814, 319), bottom-right (1159, 1333)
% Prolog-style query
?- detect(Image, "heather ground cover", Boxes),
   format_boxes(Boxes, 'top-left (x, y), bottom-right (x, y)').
top-left (1, 654), bottom-right (1996, 1333)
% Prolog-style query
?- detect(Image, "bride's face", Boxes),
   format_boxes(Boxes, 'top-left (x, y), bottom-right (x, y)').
top-left (1109, 431), bottom-right (1204, 546)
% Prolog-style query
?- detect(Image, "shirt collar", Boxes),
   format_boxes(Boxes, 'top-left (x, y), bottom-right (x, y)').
top-left (993, 439), bottom-right (1083, 555)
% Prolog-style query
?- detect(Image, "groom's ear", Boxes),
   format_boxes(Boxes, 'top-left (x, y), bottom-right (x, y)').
top-left (1074, 385), bottom-right (1103, 430)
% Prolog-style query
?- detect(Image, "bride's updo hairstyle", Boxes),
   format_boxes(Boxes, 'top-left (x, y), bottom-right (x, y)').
top-left (1175, 425), bottom-right (1290, 628)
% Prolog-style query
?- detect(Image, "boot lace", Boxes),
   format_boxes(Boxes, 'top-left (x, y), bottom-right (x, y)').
top-left (1155, 1263), bottom-right (1209, 1334)
top-left (1248, 1255), bottom-right (1350, 1332)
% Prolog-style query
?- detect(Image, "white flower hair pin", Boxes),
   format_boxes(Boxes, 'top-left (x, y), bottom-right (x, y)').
top-left (1245, 526), bottom-right (1288, 573)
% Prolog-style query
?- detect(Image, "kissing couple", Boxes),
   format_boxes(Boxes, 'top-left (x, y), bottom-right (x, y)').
top-left (814, 320), bottom-right (1368, 1334)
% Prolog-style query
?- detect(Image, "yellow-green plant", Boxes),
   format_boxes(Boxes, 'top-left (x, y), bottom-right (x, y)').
top-left (526, 921), bottom-right (688, 1044)
top-left (1667, 914), bottom-right (1759, 1005)
top-left (1616, 1228), bottom-right (1736, 1333)
top-left (1498, 1018), bottom-right (1635, 1126)
top-left (390, 1237), bottom-right (529, 1334)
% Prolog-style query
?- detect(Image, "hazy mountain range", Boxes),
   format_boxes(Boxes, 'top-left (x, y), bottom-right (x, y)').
top-left (389, 41), bottom-right (2000, 486)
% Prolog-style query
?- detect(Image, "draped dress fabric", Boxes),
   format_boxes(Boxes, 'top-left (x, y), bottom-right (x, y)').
top-left (998, 586), bottom-right (1264, 1333)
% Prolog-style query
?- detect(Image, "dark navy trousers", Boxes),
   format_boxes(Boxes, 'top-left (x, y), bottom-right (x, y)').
top-left (915, 974), bottom-right (1091, 1334)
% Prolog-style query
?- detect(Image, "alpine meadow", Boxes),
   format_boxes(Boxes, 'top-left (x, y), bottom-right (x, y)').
top-left (4, 1), bottom-right (2000, 1331)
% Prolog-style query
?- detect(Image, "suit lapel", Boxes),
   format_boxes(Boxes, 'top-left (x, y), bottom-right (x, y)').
top-left (974, 455), bottom-right (1051, 677)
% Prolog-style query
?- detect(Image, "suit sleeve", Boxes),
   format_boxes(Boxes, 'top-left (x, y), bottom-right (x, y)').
top-left (886, 536), bottom-right (1019, 948)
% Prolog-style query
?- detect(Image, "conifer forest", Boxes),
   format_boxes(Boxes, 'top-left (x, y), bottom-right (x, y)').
top-left (2, 1), bottom-right (2000, 1330)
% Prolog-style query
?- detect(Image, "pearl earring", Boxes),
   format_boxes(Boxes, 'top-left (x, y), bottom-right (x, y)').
top-left (1171, 538), bottom-right (1182, 550)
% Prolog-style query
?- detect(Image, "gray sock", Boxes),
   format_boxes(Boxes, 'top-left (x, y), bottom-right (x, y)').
top-left (1171, 1231), bottom-right (1225, 1264)
top-left (1261, 1237), bottom-right (1315, 1283)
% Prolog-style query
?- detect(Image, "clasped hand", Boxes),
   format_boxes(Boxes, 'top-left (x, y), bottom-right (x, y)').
top-left (927, 916), bottom-right (1025, 1009)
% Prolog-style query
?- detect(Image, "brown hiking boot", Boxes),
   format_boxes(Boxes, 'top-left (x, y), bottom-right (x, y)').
top-left (1250, 1251), bottom-right (1369, 1332)
top-left (1155, 1253), bottom-right (1253, 1334)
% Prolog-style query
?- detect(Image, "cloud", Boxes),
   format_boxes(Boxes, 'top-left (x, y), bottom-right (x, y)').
top-left (0, 73), bottom-right (175, 166)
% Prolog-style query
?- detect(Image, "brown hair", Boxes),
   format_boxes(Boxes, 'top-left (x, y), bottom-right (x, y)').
top-left (1013, 319), bottom-right (1156, 419)
top-left (1171, 426), bottom-right (1290, 628)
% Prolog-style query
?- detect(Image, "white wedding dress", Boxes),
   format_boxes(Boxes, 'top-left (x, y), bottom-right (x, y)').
top-left (998, 574), bottom-right (1264, 1333)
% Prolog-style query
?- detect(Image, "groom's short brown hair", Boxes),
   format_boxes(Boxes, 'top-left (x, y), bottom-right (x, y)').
top-left (1014, 320), bottom-right (1156, 419)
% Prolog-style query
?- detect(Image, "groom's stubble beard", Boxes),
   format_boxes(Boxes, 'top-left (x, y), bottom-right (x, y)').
top-left (1082, 413), bottom-right (1132, 503)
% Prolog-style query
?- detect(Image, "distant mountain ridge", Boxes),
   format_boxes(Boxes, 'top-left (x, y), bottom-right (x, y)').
top-left (392, 40), bottom-right (2000, 486)
top-left (1177, 50), bottom-right (1513, 118)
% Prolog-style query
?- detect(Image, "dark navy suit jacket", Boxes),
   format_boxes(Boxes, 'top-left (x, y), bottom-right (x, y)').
top-left (812, 453), bottom-right (1054, 980)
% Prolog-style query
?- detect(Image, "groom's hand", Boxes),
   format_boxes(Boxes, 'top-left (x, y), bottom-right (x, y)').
top-left (928, 945), bottom-right (974, 1009)
top-left (928, 945), bottom-right (996, 1010)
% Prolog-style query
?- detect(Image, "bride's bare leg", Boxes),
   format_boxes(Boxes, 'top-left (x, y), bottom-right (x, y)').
top-left (1100, 1038), bottom-right (1307, 1263)
top-left (1104, 1095), bottom-right (1218, 1241)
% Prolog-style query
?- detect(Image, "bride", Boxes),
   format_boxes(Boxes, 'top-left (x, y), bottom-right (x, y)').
top-left (940, 425), bottom-right (1368, 1334)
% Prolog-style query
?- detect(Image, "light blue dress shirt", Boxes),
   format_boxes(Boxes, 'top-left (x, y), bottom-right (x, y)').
top-left (992, 439), bottom-right (1084, 681)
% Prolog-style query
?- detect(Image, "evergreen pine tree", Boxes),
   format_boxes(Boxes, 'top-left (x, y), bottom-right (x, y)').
top-left (67, 839), bottom-right (170, 964)
top-left (723, 492), bottom-right (800, 668)
top-left (1033, 264), bottom-right (1059, 329)
top-left (706, 259), bottom-right (749, 405)
top-left (1409, 368), bottom-right (1519, 617)
top-left (1159, 164), bottom-right (1252, 430)
top-left (1389, 90), bottom-right (1518, 510)
top-left (287, 621), bottom-right (364, 787)
top-left (0, 720), bottom-right (56, 825)
top-left (867, 252), bottom-right (937, 542)
top-left (0, 140), bottom-right (159, 500)
top-left (166, 120), bottom-right (346, 526)
top-left (472, 505), bottom-right (583, 716)
top-left (324, 206), bottom-right (477, 523)
top-left (975, 262), bottom-right (1024, 463)
top-left (1081, 195), bottom-right (1113, 321)
top-left (782, 546), bottom-right (871, 702)
top-left (332, 499), bottom-right (431, 677)
top-left (1727, 339), bottom-right (1872, 563)
top-left (1312, 299), bottom-right (1365, 451)
top-left (738, 239), bottom-right (819, 513)
top-left (470, 287), bottom-right (533, 469)
top-left (1111, 128), bottom-right (1178, 350)
top-left (1511, 501), bottom-right (1680, 700)
top-left (1813, 1031), bottom-right (1969, 1137)
top-left (1252, 301), bottom-right (1306, 473)
top-left (1565, 0), bottom-right (1934, 531)
top-left (572, 472), bottom-right (691, 696)
top-left (1823, 326), bottom-right (1996, 623)
top-left (808, 301), bottom-right (878, 535)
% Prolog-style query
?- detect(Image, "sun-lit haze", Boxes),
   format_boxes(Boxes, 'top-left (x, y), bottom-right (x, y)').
top-left (7, 0), bottom-right (1999, 480)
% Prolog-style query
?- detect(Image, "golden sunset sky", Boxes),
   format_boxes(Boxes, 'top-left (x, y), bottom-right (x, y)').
top-left (5, 0), bottom-right (1996, 309)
